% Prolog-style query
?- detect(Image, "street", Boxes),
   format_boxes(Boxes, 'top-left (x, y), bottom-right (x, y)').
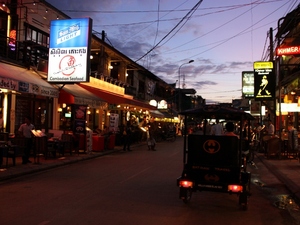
top-left (0, 137), bottom-right (299, 225)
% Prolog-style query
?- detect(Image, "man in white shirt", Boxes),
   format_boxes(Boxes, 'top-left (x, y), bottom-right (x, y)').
top-left (211, 119), bottom-right (223, 135)
top-left (18, 116), bottom-right (35, 164)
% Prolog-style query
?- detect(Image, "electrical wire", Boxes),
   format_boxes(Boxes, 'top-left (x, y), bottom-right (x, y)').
top-left (135, 0), bottom-right (204, 63)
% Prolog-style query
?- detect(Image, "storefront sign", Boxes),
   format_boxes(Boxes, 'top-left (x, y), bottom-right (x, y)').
top-left (276, 46), bottom-right (300, 56)
top-left (242, 71), bottom-right (254, 98)
top-left (0, 76), bottom-right (59, 97)
top-left (254, 61), bottom-right (275, 101)
top-left (48, 18), bottom-right (92, 83)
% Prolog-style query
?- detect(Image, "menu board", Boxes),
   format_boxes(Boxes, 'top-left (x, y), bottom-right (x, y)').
top-left (72, 104), bottom-right (87, 134)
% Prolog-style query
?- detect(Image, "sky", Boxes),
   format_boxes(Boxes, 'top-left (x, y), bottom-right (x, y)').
top-left (46, 0), bottom-right (299, 103)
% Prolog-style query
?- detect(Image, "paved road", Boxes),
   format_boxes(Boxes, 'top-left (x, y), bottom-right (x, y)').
top-left (0, 137), bottom-right (299, 225)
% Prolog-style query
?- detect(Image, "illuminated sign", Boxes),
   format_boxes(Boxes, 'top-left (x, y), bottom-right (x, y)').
top-left (47, 18), bottom-right (92, 83)
top-left (254, 61), bottom-right (275, 101)
top-left (242, 71), bottom-right (254, 98)
top-left (8, 30), bottom-right (16, 51)
top-left (276, 46), bottom-right (300, 56)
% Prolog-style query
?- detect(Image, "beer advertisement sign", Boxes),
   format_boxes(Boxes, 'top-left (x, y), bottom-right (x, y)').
top-left (254, 61), bottom-right (275, 101)
top-left (48, 18), bottom-right (92, 83)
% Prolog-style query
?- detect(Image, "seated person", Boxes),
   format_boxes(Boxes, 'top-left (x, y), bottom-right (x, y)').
top-left (224, 122), bottom-right (239, 137)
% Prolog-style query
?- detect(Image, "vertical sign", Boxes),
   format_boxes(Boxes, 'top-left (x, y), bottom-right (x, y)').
top-left (254, 61), bottom-right (275, 101)
top-left (72, 104), bottom-right (87, 134)
top-left (242, 71), bottom-right (254, 98)
top-left (48, 18), bottom-right (92, 83)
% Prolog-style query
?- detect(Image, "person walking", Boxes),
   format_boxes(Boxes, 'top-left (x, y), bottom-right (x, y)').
top-left (18, 116), bottom-right (34, 164)
top-left (123, 123), bottom-right (132, 151)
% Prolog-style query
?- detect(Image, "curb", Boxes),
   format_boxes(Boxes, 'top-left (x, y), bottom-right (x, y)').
top-left (255, 153), bottom-right (300, 203)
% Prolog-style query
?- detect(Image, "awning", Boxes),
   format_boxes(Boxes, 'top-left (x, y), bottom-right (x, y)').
top-left (159, 110), bottom-right (177, 118)
top-left (0, 62), bottom-right (59, 98)
top-left (58, 84), bottom-right (106, 108)
top-left (150, 110), bottom-right (165, 118)
top-left (79, 84), bottom-right (156, 110)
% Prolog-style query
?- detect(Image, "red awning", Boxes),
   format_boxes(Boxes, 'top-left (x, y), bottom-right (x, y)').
top-left (58, 84), bottom-right (104, 108)
top-left (79, 84), bottom-right (156, 110)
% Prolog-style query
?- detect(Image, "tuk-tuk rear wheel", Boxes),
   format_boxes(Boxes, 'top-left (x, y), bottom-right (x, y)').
top-left (239, 192), bottom-right (248, 210)
top-left (180, 188), bottom-right (192, 203)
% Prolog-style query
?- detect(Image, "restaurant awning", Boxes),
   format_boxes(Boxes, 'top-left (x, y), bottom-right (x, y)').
top-left (58, 84), bottom-right (106, 108)
top-left (150, 110), bottom-right (165, 118)
top-left (0, 62), bottom-right (59, 98)
top-left (79, 84), bottom-right (156, 110)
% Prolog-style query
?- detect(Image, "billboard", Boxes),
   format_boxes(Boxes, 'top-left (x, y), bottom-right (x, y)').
top-left (242, 71), bottom-right (254, 98)
top-left (254, 61), bottom-right (275, 101)
top-left (47, 18), bottom-right (92, 83)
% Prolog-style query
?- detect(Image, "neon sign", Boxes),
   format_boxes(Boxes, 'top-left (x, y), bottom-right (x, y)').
top-left (276, 46), bottom-right (300, 56)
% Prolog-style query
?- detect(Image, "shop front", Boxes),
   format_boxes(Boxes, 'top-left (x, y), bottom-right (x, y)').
top-left (0, 62), bottom-right (59, 134)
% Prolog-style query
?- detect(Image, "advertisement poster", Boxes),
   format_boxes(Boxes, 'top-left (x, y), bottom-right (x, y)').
top-left (109, 113), bottom-right (119, 132)
top-left (254, 61), bottom-right (275, 101)
top-left (72, 104), bottom-right (87, 134)
top-left (242, 71), bottom-right (254, 98)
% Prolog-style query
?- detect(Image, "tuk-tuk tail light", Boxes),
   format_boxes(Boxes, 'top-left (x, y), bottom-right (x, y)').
top-left (228, 184), bottom-right (243, 192)
top-left (179, 180), bottom-right (194, 188)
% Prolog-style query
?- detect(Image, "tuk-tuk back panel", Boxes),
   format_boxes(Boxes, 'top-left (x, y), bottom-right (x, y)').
top-left (187, 135), bottom-right (240, 168)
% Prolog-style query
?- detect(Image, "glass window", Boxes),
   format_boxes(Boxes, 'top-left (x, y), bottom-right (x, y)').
top-left (32, 30), bottom-right (37, 42)
top-left (26, 28), bottom-right (32, 41)
top-left (37, 32), bottom-right (42, 45)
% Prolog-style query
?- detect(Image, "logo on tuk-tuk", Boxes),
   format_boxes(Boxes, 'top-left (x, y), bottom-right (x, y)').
top-left (203, 140), bottom-right (220, 154)
top-left (204, 173), bottom-right (220, 182)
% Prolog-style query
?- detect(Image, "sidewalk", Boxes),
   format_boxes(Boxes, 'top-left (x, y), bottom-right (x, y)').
top-left (255, 152), bottom-right (300, 202)
top-left (0, 146), bottom-right (124, 182)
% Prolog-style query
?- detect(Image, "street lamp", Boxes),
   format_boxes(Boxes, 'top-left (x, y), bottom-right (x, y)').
top-left (178, 59), bottom-right (194, 89)
top-left (178, 60), bottom-right (194, 112)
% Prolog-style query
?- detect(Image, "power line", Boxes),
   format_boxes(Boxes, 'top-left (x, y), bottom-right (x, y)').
top-left (135, 0), bottom-right (204, 63)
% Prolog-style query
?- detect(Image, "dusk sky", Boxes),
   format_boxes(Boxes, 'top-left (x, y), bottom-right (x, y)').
top-left (46, 0), bottom-right (298, 103)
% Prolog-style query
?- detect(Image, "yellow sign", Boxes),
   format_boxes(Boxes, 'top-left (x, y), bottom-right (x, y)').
top-left (253, 61), bottom-right (273, 69)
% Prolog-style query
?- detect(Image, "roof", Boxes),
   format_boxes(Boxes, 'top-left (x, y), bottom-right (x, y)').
top-left (179, 104), bottom-right (255, 120)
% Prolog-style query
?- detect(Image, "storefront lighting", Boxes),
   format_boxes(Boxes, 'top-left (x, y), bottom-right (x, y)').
top-left (62, 103), bottom-right (66, 108)
top-left (117, 105), bottom-right (121, 108)
top-left (87, 110), bottom-right (91, 114)
top-left (298, 98), bottom-right (300, 107)
top-left (109, 65), bottom-right (113, 69)
top-left (261, 105), bottom-right (265, 116)
top-left (58, 108), bottom-right (62, 112)
top-left (291, 91), bottom-right (296, 95)
top-left (96, 109), bottom-right (99, 113)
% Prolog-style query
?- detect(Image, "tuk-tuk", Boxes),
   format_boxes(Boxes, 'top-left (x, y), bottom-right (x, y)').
top-left (176, 104), bottom-right (254, 210)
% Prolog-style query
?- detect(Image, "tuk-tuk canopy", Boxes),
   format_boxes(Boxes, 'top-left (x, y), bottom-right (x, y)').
top-left (180, 104), bottom-right (255, 121)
